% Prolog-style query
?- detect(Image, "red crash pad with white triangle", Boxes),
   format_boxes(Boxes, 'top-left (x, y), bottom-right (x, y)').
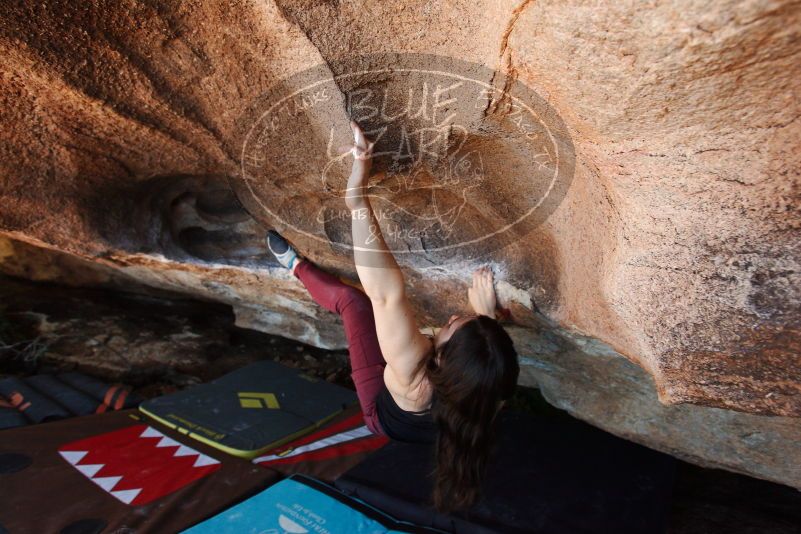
top-left (0, 410), bottom-right (278, 533)
top-left (252, 405), bottom-right (389, 482)
top-left (58, 424), bottom-right (223, 505)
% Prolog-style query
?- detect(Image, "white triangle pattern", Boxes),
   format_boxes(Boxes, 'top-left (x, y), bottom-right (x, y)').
top-left (92, 475), bottom-right (122, 491)
top-left (75, 463), bottom-right (104, 478)
top-left (173, 445), bottom-right (198, 457)
top-left (61, 426), bottom-right (220, 507)
top-left (63, 454), bottom-right (148, 506)
top-left (140, 426), bottom-right (164, 439)
top-left (59, 450), bottom-right (88, 465)
top-left (193, 454), bottom-right (220, 468)
top-left (252, 426), bottom-right (372, 464)
top-left (110, 488), bottom-right (142, 505)
top-left (156, 436), bottom-right (180, 449)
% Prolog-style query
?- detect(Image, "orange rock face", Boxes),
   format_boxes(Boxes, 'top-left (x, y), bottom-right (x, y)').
top-left (0, 1), bottom-right (799, 485)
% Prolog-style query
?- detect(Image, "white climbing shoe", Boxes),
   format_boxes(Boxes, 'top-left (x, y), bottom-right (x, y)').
top-left (266, 230), bottom-right (299, 271)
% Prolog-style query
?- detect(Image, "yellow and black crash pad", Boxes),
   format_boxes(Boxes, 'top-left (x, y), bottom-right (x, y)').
top-left (139, 360), bottom-right (359, 459)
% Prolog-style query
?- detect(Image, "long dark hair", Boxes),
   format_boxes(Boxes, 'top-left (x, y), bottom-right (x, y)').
top-left (412, 315), bottom-right (519, 513)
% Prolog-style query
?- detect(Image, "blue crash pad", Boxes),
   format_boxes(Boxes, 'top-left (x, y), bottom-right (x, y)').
top-left (183, 475), bottom-right (444, 534)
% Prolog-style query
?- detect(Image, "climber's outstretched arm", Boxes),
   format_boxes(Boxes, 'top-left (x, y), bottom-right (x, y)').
top-left (342, 121), bottom-right (431, 383)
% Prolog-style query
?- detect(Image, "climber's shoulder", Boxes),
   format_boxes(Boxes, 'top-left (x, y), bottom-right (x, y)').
top-left (369, 293), bottom-right (431, 385)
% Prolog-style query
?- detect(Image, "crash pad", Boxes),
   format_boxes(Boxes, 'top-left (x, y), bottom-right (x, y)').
top-left (139, 360), bottom-right (359, 458)
top-left (183, 474), bottom-right (445, 534)
top-left (58, 371), bottom-right (141, 412)
top-left (0, 409), bottom-right (278, 533)
top-left (0, 372), bottom-right (139, 428)
top-left (0, 397), bottom-right (28, 430)
top-left (26, 374), bottom-right (100, 416)
top-left (253, 404), bottom-right (389, 482)
top-left (336, 410), bottom-right (676, 534)
top-left (0, 376), bottom-right (71, 423)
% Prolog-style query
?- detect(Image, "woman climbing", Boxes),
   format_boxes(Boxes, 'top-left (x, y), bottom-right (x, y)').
top-left (266, 120), bottom-right (519, 513)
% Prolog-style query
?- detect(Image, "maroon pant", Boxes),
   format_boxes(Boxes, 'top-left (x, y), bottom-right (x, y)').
top-left (294, 260), bottom-right (387, 436)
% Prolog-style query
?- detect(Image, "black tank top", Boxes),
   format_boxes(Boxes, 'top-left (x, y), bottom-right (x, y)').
top-left (375, 383), bottom-right (437, 444)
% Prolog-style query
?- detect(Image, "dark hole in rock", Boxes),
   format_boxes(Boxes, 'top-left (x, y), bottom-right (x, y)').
top-left (89, 174), bottom-right (279, 268)
top-left (178, 226), bottom-right (266, 263)
top-left (194, 189), bottom-right (252, 225)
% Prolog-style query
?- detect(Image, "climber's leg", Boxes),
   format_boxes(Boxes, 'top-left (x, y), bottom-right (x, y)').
top-left (293, 259), bottom-right (387, 436)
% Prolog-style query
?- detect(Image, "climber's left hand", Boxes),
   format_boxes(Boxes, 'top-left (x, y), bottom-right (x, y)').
top-left (338, 120), bottom-right (376, 179)
top-left (341, 120), bottom-right (376, 210)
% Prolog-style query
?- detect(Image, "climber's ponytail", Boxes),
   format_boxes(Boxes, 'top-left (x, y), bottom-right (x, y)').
top-left (413, 315), bottom-right (519, 512)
